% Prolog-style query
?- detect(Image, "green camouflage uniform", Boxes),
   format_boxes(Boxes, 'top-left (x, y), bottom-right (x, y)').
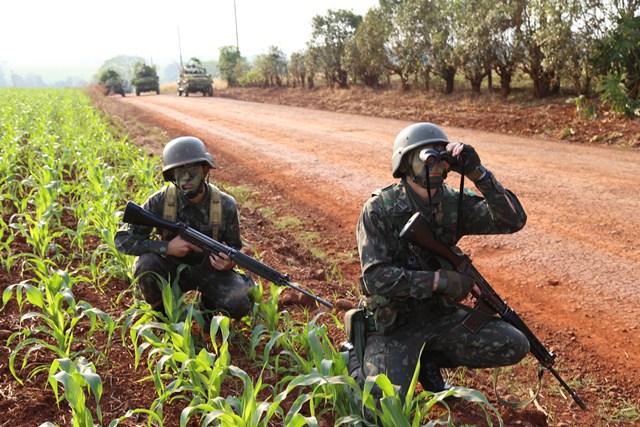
top-left (115, 184), bottom-right (254, 319)
top-left (356, 171), bottom-right (530, 397)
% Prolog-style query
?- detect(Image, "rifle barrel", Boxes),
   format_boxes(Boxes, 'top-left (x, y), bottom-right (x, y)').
top-left (549, 366), bottom-right (587, 410)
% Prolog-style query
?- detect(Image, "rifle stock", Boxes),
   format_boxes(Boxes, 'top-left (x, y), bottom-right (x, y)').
top-left (123, 201), bottom-right (333, 309)
top-left (400, 211), bottom-right (586, 410)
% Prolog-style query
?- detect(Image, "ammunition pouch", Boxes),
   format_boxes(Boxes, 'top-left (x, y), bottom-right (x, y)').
top-left (344, 307), bottom-right (375, 368)
top-left (374, 305), bottom-right (399, 335)
top-left (365, 295), bottom-right (430, 335)
top-left (363, 294), bottom-right (397, 335)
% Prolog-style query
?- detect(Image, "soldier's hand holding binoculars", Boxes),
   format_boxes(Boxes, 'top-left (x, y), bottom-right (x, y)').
top-left (445, 142), bottom-right (486, 181)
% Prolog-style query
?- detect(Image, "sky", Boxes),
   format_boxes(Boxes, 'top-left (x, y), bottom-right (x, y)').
top-left (0, 0), bottom-right (379, 83)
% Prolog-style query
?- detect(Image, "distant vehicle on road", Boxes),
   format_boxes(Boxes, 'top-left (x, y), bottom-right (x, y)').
top-left (177, 57), bottom-right (213, 97)
top-left (132, 63), bottom-right (160, 96)
top-left (99, 68), bottom-right (126, 97)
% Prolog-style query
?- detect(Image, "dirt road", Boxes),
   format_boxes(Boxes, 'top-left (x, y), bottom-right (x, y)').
top-left (116, 94), bottom-right (640, 418)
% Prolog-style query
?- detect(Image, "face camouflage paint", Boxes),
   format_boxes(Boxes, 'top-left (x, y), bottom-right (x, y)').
top-left (174, 164), bottom-right (206, 198)
top-left (409, 146), bottom-right (447, 188)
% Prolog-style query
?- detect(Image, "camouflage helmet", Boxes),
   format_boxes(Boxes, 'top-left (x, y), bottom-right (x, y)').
top-left (391, 122), bottom-right (449, 178)
top-left (162, 136), bottom-right (216, 181)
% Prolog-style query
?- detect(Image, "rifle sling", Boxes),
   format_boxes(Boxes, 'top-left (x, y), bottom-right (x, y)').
top-left (455, 299), bottom-right (546, 408)
top-left (493, 365), bottom-right (545, 409)
top-left (455, 172), bottom-right (465, 242)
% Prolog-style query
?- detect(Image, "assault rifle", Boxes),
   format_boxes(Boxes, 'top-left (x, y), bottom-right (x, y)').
top-left (400, 211), bottom-right (586, 410)
top-left (123, 201), bottom-right (333, 309)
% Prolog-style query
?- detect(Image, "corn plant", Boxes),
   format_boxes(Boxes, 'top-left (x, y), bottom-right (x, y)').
top-left (106, 409), bottom-right (164, 427)
top-left (4, 269), bottom-right (115, 384)
top-left (149, 312), bottom-right (232, 405)
top-left (48, 356), bottom-right (103, 426)
top-left (122, 275), bottom-right (185, 370)
top-left (0, 216), bottom-right (19, 272)
top-left (351, 357), bottom-right (503, 426)
top-left (181, 365), bottom-right (284, 426)
top-left (9, 209), bottom-right (65, 263)
top-left (269, 372), bottom-right (358, 425)
top-left (122, 275), bottom-right (236, 423)
top-left (249, 281), bottom-right (289, 361)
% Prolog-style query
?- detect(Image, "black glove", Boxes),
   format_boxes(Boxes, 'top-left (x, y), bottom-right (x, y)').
top-left (448, 144), bottom-right (485, 180)
top-left (434, 270), bottom-right (474, 300)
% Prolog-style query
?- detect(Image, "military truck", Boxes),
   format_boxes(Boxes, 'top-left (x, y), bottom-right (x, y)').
top-left (99, 68), bottom-right (126, 97)
top-left (177, 57), bottom-right (213, 97)
top-left (132, 63), bottom-right (160, 96)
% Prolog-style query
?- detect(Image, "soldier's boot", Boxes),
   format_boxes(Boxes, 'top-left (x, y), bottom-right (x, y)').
top-left (420, 362), bottom-right (451, 393)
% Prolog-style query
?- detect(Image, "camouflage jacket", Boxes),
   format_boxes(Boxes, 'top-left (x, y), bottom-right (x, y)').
top-left (356, 170), bottom-right (526, 302)
top-left (115, 184), bottom-right (242, 265)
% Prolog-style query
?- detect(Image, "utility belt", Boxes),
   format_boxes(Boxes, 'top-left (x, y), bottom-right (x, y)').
top-left (365, 295), bottom-right (458, 335)
top-left (343, 295), bottom-right (459, 379)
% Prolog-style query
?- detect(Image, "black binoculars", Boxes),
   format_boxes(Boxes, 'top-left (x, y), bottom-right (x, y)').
top-left (419, 148), bottom-right (469, 168)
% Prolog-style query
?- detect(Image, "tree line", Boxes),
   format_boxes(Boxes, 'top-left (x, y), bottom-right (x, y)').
top-left (218, 0), bottom-right (639, 117)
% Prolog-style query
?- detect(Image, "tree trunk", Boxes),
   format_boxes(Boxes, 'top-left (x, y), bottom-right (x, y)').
top-left (399, 74), bottom-right (409, 91)
top-left (531, 70), bottom-right (556, 98)
top-left (470, 75), bottom-right (483, 93)
top-left (499, 73), bottom-right (512, 97)
top-left (336, 69), bottom-right (349, 89)
top-left (444, 67), bottom-right (456, 94)
top-left (494, 64), bottom-right (513, 97)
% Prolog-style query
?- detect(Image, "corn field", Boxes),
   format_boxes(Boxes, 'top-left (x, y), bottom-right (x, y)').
top-left (0, 88), bottom-right (501, 426)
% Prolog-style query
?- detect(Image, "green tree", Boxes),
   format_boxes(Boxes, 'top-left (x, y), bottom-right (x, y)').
top-left (592, 11), bottom-right (640, 115)
top-left (554, 0), bottom-right (604, 95)
top-left (486, 1), bottom-right (525, 97)
top-left (453, 0), bottom-right (495, 93)
top-left (593, 10), bottom-right (640, 99)
top-left (309, 9), bottom-right (363, 88)
top-left (345, 7), bottom-right (389, 87)
top-left (289, 51), bottom-right (306, 88)
top-left (425, 0), bottom-right (458, 93)
top-left (254, 46), bottom-right (288, 87)
top-left (514, 0), bottom-right (580, 98)
top-left (379, 0), bottom-right (422, 91)
top-left (536, 0), bottom-right (589, 94)
top-left (218, 46), bottom-right (248, 87)
top-left (303, 45), bottom-right (321, 89)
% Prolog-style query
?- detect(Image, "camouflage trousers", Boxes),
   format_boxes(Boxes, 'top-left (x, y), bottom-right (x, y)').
top-left (361, 307), bottom-right (529, 399)
top-left (132, 253), bottom-right (255, 319)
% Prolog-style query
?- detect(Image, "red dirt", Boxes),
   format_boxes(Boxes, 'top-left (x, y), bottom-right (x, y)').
top-left (2, 86), bottom-right (639, 426)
